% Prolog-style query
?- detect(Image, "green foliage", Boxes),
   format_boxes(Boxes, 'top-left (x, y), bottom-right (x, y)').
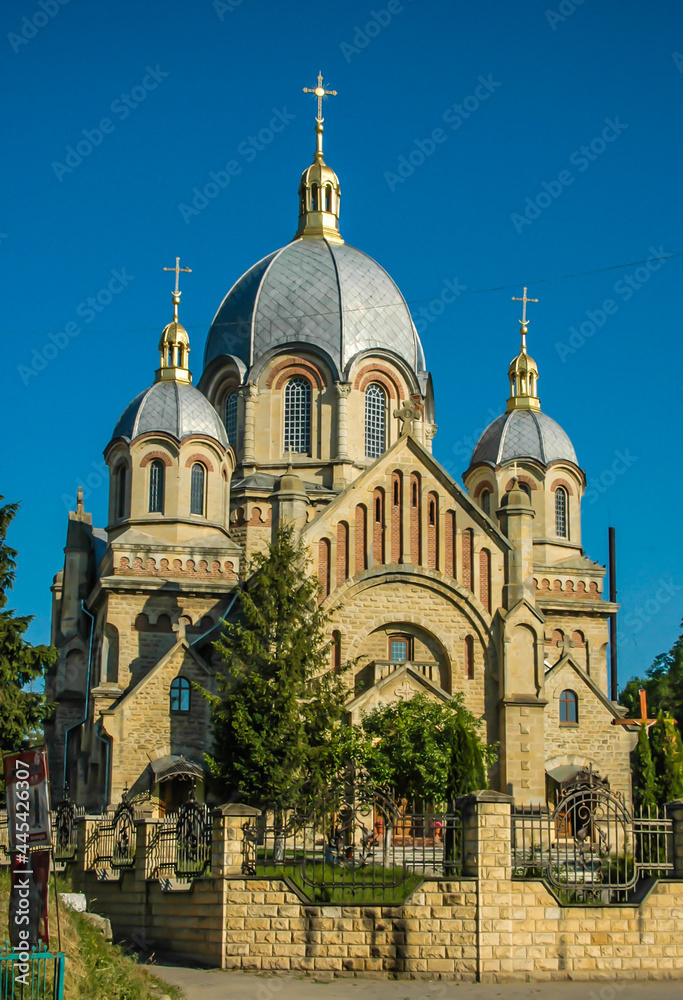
top-left (201, 525), bottom-right (350, 809)
top-left (0, 497), bottom-right (56, 798)
top-left (346, 693), bottom-right (497, 802)
top-left (633, 725), bottom-right (658, 810)
top-left (650, 713), bottom-right (683, 804)
top-left (620, 618), bottom-right (683, 728)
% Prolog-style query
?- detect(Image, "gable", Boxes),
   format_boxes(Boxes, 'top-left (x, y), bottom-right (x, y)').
top-left (346, 662), bottom-right (451, 725)
top-left (545, 654), bottom-right (623, 721)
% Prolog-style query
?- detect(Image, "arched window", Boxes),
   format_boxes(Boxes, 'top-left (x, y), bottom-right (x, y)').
top-left (224, 391), bottom-right (238, 444)
top-left (311, 183), bottom-right (319, 211)
top-left (555, 486), bottom-right (568, 538)
top-left (283, 377), bottom-right (311, 454)
top-left (116, 465), bottom-right (127, 519)
top-left (481, 489), bottom-right (490, 516)
top-left (170, 676), bottom-right (191, 713)
top-left (389, 634), bottom-right (411, 663)
top-left (324, 185), bottom-right (332, 212)
top-left (190, 463), bottom-right (205, 515)
top-left (559, 689), bottom-right (578, 724)
top-left (148, 460), bottom-right (165, 514)
top-left (167, 346), bottom-right (173, 366)
top-left (365, 383), bottom-right (386, 459)
top-left (177, 346), bottom-right (184, 367)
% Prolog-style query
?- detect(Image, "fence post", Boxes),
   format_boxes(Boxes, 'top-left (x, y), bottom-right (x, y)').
top-left (666, 799), bottom-right (683, 877)
top-left (74, 815), bottom-right (98, 880)
top-left (211, 803), bottom-right (261, 877)
top-left (134, 815), bottom-right (158, 883)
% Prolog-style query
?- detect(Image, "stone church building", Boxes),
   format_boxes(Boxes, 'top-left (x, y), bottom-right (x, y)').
top-left (45, 94), bottom-right (637, 813)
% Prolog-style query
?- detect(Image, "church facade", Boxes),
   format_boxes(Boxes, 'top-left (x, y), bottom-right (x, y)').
top-left (45, 92), bottom-right (637, 813)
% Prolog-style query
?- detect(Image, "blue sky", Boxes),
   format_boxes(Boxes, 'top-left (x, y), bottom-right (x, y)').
top-left (2, 0), bottom-right (682, 687)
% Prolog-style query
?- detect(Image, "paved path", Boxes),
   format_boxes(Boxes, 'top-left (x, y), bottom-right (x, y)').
top-left (154, 965), bottom-right (683, 1000)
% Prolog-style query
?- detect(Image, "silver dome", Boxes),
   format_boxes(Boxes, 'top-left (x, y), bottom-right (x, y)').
top-left (470, 409), bottom-right (578, 468)
top-left (112, 381), bottom-right (228, 447)
top-left (203, 238), bottom-right (426, 377)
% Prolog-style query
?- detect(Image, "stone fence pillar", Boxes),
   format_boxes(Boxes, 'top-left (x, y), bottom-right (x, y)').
top-left (666, 799), bottom-right (683, 877)
top-left (134, 815), bottom-right (161, 882)
top-left (211, 803), bottom-right (261, 877)
top-left (75, 815), bottom-right (100, 875)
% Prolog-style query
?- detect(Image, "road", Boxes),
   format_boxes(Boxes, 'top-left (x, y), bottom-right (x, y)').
top-left (154, 965), bottom-right (683, 1000)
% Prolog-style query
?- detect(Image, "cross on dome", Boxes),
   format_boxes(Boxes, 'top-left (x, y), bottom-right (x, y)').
top-left (511, 286), bottom-right (538, 351)
top-left (163, 256), bottom-right (192, 321)
top-left (303, 71), bottom-right (337, 123)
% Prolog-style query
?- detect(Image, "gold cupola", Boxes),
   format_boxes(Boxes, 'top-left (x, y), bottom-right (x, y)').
top-left (507, 287), bottom-right (540, 412)
top-left (156, 258), bottom-right (192, 384)
top-left (294, 73), bottom-right (343, 244)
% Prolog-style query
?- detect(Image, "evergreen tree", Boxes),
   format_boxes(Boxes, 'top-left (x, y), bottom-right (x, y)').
top-left (202, 525), bottom-right (349, 809)
top-left (0, 497), bottom-right (57, 798)
top-left (632, 725), bottom-right (658, 811)
top-left (650, 713), bottom-right (683, 804)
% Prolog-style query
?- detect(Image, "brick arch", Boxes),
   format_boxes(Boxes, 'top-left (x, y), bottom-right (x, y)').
top-left (504, 474), bottom-right (538, 491)
top-left (268, 359), bottom-right (327, 390)
top-left (353, 363), bottom-right (405, 401)
top-left (184, 453), bottom-right (215, 472)
top-left (550, 477), bottom-right (575, 496)
top-left (473, 480), bottom-right (495, 499)
top-left (139, 451), bottom-right (173, 469)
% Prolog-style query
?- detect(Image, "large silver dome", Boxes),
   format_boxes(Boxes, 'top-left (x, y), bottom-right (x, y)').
top-left (469, 408), bottom-right (578, 468)
top-left (203, 238), bottom-right (426, 377)
top-left (112, 380), bottom-right (227, 447)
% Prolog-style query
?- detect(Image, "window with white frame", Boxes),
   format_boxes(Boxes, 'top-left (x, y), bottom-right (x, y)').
top-left (283, 377), bottom-right (311, 454)
top-left (364, 382), bottom-right (386, 459)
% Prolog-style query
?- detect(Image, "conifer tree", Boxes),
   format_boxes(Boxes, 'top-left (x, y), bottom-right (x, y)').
top-left (0, 497), bottom-right (56, 797)
top-left (633, 725), bottom-right (658, 811)
top-left (650, 713), bottom-right (683, 804)
top-left (202, 525), bottom-right (349, 809)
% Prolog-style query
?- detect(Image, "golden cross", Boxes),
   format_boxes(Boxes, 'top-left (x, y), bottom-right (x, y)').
top-left (163, 257), bottom-right (192, 295)
top-left (511, 286), bottom-right (539, 328)
top-left (303, 71), bottom-right (337, 122)
top-left (612, 688), bottom-right (658, 730)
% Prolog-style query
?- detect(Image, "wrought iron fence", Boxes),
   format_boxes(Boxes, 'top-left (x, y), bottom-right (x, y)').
top-left (512, 776), bottom-right (673, 904)
top-left (0, 943), bottom-right (64, 1000)
top-left (85, 801), bottom-right (137, 871)
top-left (242, 773), bottom-right (464, 905)
top-left (52, 800), bottom-right (85, 864)
top-left (146, 795), bottom-right (212, 881)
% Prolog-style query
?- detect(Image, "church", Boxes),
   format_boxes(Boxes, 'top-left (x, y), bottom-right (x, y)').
top-left (45, 79), bottom-right (637, 814)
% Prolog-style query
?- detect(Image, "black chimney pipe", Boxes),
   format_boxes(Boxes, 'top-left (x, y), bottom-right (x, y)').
top-left (608, 527), bottom-right (618, 700)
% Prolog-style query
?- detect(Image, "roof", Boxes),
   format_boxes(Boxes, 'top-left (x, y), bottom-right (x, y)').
top-left (111, 380), bottom-right (228, 447)
top-left (203, 238), bottom-right (427, 378)
top-left (149, 755), bottom-right (205, 783)
top-left (470, 408), bottom-right (578, 468)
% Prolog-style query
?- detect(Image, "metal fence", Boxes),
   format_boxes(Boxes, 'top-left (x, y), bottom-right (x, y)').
top-left (84, 801), bottom-right (137, 871)
top-left (512, 779), bottom-right (673, 904)
top-left (146, 796), bottom-right (212, 881)
top-left (52, 801), bottom-right (85, 864)
top-left (242, 775), bottom-right (464, 905)
top-left (0, 943), bottom-right (64, 1000)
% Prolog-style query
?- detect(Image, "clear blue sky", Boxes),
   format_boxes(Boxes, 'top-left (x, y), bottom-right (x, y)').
top-left (2, 0), bottom-right (682, 688)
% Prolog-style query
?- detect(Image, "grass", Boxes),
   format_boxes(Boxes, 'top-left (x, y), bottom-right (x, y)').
top-left (257, 858), bottom-right (423, 904)
top-left (0, 868), bottom-right (183, 1000)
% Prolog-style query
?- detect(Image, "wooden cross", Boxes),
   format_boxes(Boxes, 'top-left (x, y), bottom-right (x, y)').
top-left (163, 256), bottom-right (192, 295)
top-left (303, 71), bottom-right (337, 121)
top-left (612, 688), bottom-right (658, 730)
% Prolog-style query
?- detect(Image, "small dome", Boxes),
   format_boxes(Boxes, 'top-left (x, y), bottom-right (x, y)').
top-left (469, 409), bottom-right (578, 469)
top-left (275, 466), bottom-right (306, 494)
top-left (204, 238), bottom-right (426, 378)
top-left (112, 381), bottom-right (227, 447)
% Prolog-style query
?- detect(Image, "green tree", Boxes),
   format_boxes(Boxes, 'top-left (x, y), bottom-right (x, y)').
top-left (0, 497), bottom-right (56, 799)
top-left (633, 725), bottom-right (658, 811)
top-left (201, 525), bottom-right (350, 809)
top-left (650, 713), bottom-right (683, 804)
top-left (354, 693), bottom-right (497, 803)
top-left (620, 619), bottom-right (683, 725)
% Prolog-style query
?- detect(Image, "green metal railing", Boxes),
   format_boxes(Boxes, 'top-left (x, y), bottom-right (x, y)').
top-left (0, 943), bottom-right (64, 1000)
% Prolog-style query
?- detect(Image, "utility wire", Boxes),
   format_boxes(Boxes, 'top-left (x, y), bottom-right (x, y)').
top-left (1, 250), bottom-right (679, 336)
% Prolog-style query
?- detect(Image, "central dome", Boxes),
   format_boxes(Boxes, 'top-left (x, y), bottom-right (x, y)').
top-left (203, 238), bottom-right (426, 378)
